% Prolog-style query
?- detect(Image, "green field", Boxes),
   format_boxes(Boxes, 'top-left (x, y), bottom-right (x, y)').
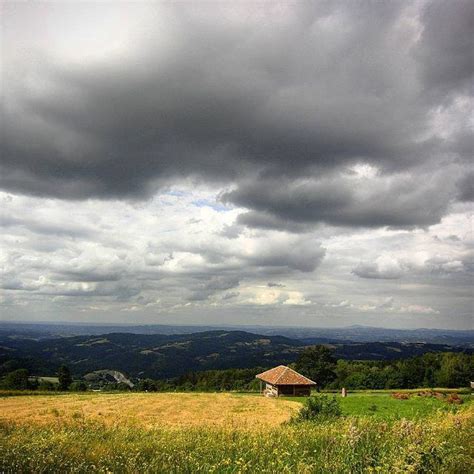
top-left (0, 391), bottom-right (472, 472)
top-left (284, 391), bottom-right (472, 420)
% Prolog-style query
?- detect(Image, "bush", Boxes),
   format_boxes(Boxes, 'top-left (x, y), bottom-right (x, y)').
top-left (446, 393), bottom-right (463, 405)
top-left (294, 394), bottom-right (341, 422)
top-left (37, 380), bottom-right (56, 391)
top-left (69, 381), bottom-right (88, 392)
top-left (392, 392), bottom-right (410, 400)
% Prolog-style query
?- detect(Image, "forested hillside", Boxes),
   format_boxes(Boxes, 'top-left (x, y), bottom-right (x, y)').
top-left (0, 330), bottom-right (470, 380)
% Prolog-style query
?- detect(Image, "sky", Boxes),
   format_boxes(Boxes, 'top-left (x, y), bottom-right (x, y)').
top-left (1, 1), bottom-right (472, 329)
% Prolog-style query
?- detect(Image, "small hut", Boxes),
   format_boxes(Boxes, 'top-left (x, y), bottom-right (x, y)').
top-left (256, 365), bottom-right (316, 397)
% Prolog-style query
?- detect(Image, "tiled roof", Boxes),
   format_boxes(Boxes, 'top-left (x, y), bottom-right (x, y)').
top-left (255, 365), bottom-right (316, 386)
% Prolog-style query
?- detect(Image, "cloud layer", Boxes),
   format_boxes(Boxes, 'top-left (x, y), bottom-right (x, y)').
top-left (1, 1), bottom-right (472, 328)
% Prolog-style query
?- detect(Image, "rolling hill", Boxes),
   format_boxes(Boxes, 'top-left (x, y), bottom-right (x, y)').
top-left (0, 330), bottom-right (470, 379)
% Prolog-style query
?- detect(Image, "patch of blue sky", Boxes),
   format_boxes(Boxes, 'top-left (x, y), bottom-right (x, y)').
top-left (165, 190), bottom-right (189, 197)
top-left (192, 199), bottom-right (229, 212)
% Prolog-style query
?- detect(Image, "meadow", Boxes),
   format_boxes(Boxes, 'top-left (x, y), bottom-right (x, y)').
top-left (0, 391), bottom-right (472, 473)
top-left (0, 392), bottom-right (298, 429)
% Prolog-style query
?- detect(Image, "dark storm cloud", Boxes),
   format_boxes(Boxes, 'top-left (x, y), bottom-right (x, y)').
top-left (1, 1), bottom-right (472, 229)
top-left (417, 0), bottom-right (474, 96)
top-left (223, 170), bottom-right (456, 229)
top-left (457, 172), bottom-right (474, 202)
top-left (247, 240), bottom-right (325, 273)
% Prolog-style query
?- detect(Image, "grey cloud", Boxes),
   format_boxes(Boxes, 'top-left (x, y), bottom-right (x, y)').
top-left (248, 240), bottom-right (325, 273)
top-left (417, 0), bottom-right (474, 96)
top-left (222, 291), bottom-right (239, 300)
top-left (447, 235), bottom-right (461, 242)
top-left (25, 282), bottom-right (141, 299)
top-left (0, 214), bottom-right (96, 238)
top-left (224, 170), bottom-right (457, 229)
top-left (0, 279), bottom-right (39, 291)
top-left (352, 260), bottom-right (404, 280)
top-left (352, 250), bottom-right (474, 281)
top-left (378, 297), bottom-right (394, 309)
top-left (1, 1), bottom-right (471, 234)
top-left (237, 211), bottom-right (313, 233)
top-left (1, 1), bottom-right (472, 329)
top-left (53, 269), bottom-right (123, 283)
top-left (457, 172), bottom-right (474, 202)
top-left (218, 224), bottom-right (242, 240)
top-left (187, 276), bottom-right (240, 301)
top-left (425, 254), bottom-right (473, 276)
top-left (183, 237), bottom-right (326, 300)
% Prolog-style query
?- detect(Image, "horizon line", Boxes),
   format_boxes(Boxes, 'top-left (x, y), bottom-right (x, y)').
top-left (0, 320), bottom-right (471, 333)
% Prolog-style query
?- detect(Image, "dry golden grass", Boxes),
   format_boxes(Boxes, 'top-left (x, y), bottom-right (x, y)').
top-left (0, 392), bottom-right (300, 430)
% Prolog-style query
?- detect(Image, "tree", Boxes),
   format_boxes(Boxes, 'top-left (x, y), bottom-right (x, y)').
top-left (435, 353), bottom-right (473, 388)
top-left (58, 366), bottom-right (72, 391)
top-left (135, 379), bottom-right (158, 392)
top-left (295, 346), bottom-right (337, 388)
top-left (1, 369), bottom-right (30, 390)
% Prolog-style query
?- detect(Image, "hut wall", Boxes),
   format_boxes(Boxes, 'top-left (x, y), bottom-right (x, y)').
top-left (264, 383), bottom-right (278, 397)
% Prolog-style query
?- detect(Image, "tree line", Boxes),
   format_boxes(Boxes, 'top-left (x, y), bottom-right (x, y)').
top-left (140, 349), bottom-right (473, 391)
top-left (294, 346), bottom-right (473, 390)
top-left (1, 347), bottom-right (472, 391)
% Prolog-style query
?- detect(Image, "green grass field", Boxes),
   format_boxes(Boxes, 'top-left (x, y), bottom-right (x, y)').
top-left (283, 391), bottom-right (472, 420)
top-left (1, 391), bottom-right (472, 472)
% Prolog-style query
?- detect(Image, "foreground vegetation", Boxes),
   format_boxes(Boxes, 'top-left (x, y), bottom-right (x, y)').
top-left (1, 346), bottom-right (472, 472)
top-left (1, 406), bottom-right (472, 473)
top-left (0, 392), bottom-right (472, 472)
top-left (1, 391), bottom-right (470, 425)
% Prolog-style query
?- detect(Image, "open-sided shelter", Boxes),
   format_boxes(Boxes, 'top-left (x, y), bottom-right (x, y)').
top-left (256, 365), bottom-right (316, 397)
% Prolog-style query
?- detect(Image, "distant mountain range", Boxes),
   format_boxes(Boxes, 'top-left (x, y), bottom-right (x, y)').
top-left (0, 328), bottom-right (471, 379)
top-left (1, 321), bottom-right (473, 347)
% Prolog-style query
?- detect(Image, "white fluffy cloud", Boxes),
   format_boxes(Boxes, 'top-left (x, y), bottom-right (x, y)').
top-left (1, 189), bottom-right (472, 328)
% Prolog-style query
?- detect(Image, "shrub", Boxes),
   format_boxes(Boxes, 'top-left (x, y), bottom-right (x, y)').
top-left (391, 392), bottom-right (410, 400)
top-left (294, 394), bottom-right (341, 422)
top-left (69, 381), bottom-right (88, 392)
top-left (37, 380), bottom-right (56, 391)
top-left (446, 393), bottom-right (463, 405)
